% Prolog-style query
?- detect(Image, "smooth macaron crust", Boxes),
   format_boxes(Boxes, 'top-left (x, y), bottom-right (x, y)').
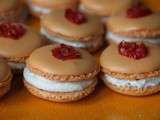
top-left (80, 0), bottom-right (133, 17)
top-left (41, 9), bottom-right (104, 53)
top-left (23, 44), bottom-right (99, 102)
top-left (106, 8), bottom-right (160, 44)
top-left (0, 0), bottom-right (28, 22)
top-left (27, 0), bottom-right (79, 17)
top-left (0, 59), bottom-right (12, 97)
top-left (100, 43), bottom-right (160, 96)
top-left (0, 21), bottom-right (43, 72)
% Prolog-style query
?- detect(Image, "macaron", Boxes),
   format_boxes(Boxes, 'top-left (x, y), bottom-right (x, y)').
top-left (0, 21), bottom-right (43, 73)
top-left (0, 59), bottom-right (12, 98)
top-left (0, 0), bottom-right (28, 22)
top-left (23, 44), bottom-right (99, 102)
top-left (27, 0), bottom-right (79, 17)
top-left (41, 9), bottom-right (104, 53)
top-left (80, 0), bottom-right (133, 17)
top-left (100, 42), bottom-right (160, 96)
top-left (106, 2), bottom-right (160, 44)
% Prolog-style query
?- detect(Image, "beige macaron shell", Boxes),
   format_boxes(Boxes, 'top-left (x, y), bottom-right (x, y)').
top-left (0, 59), bottom-right (11, 83)
top-left (107, 13), bottom-right (160, 36)
top-left (0, 0), bottom-right (19, 12)
top-left (30, 0), bottom-right (78, 8)
top-left (41, 10), bottom-right (103, 40)
top-left (100, 43), bottom-right (160, 74)
top-left (27, 45), bottom-right (98, 76)
top-left (0, 26), bottom-right (42, 60)
top-left (81, 0), bottom-right (133, 16)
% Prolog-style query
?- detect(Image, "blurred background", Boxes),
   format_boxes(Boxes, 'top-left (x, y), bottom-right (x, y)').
top-left (143, 0), bottom-right (160, 11)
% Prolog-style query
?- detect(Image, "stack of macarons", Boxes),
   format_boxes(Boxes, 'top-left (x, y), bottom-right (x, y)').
top-left (41, 9), bottom-right (104, 52)
top-left (0, 0), bottom-right (28, 22)
top-left (106, 2), bottom-right (160, 44)
top-left (0, 21), bottom-right (43, 73)
top-left (23, 44), bottom-right (99, 102)
top-left (0, 59), bottom-right (12, 97)
top-left (27, 0), bottom-right (79, 17)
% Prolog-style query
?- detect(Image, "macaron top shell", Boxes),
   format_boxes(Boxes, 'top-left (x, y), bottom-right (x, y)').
top-left (41, 10), bottom-right (103, 41)
top-left (100, 43), bottom-right (160, 74)
top-left (0, 26), bottom-right (42, 61)
top-left (30, 0), bottom-right (78, 9)
top-left (81, 0), bottom-right (133, 16)
top-left (107, 13), bottom-right (160, 37)
top-left (0, 59), bottom-right (11, 83)
top-left (0, 0), bottom-right (20, 12)
top-left (27, 45), bottom-right (99, 80)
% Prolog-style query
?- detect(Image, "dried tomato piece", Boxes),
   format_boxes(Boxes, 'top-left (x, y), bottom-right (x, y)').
top-left (118, 41), bottom-right (148, 60)
top-left (65, 8), bottom-right (87, 25)
top-left (126, 2), bottom-right (152, 18)
top-left (52, 44), bottom-right (81, 60)
top-left (0, 21), bottom-right (26, 40)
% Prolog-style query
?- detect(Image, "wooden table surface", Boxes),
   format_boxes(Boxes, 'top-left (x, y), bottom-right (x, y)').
top-left (0, 1), bottom-right (160, 120)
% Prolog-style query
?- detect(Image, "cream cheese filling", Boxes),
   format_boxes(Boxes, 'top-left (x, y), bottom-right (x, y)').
top-left (30, 3), bottom-right (52, 14)
top-left (102, 74), bottom-right (160, 88)
top-left (106, 32), bottom-right (160, 44)
top-left (8, 62), bottom-right (25, 70)
top-left (23, 68), bottom-right (96, 92)
top-left (41, 28), bottom-right (101, 48)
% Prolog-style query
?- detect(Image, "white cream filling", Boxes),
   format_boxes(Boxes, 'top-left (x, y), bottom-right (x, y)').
top-left (101, 17), bottom-right (109, 22)
top-left (41, 28), bottom-right (99, 48)
top-left (23, 68), bottom-right (96, 92)
top-left (102, 74), bottom-right (160, 88)
top-left (8, 62), bottom-right (25, 70)
top-left (106, 32), bottom-right (160, 44)
top-left (79, 4), bottom-right (85, 12)
top-left (30, 3), bottom-right (52, 14)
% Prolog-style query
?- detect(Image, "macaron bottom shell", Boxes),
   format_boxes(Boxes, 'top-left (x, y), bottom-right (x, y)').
top-left (0, 74), bottom-right (12, 98)
top-left (0, 84), bottom-right (11, 98)
top-left (0, 5), bottom-right (28, 22)
top-left (23, 67), bottom-right (97, 102)
top-left (24, 80), bottom-right (97, 102)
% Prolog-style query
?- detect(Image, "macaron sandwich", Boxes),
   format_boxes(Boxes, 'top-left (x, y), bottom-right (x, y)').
top-left (0, 59), bottom-right (12, 97)
top-left (80, 0), bottom-right (133, 18)
top-left (100, 41), bottom-right (160, 96)
top-left (0, 0), bottom-right (28, 22)
top-left (27, 0), bottom-right (79, 17)
top-left (0, 21), bottom-right (43, 73)
top-left (106, 2), bottom-right (160, 44)
top-left (41, 9), bottom-right (104, 52)
top-left (23, 44), bottom-right (99, 102)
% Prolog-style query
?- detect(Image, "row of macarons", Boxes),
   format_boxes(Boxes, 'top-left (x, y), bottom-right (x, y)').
top-left (0, 24), bottom-right (160, 102)
top-left (1, 0), bottom-right (160, 53)
top-left (33, 0), bottom-right (160, 53)
top-left (0, 0), bottom-right (135, 21)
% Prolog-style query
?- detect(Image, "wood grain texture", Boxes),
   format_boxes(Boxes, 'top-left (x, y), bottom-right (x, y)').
top-left (0, 1), bottom-right (160, 120)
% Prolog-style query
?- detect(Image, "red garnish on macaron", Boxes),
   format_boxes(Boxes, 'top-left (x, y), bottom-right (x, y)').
top-left (0, 21), bottom-right (26, 40)
top-left (65, 8), bottom-right (87, 25)
top-left (126, 2), bottom-right (152, 18)
top-left (52, 44), bottom-right (81, 60)
top-left (118, 41), bottom-right (148, 60)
